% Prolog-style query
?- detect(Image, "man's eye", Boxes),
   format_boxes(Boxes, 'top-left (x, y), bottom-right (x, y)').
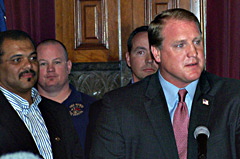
top-left (137, 51), bottom-right (145, 55)
top-left (39, 62), bottom-right (47, 66)
top-left (11, 58), bottom-right (22, 63)
top-left (176, 43), bottom-right (184, 48)
top-left (29, 56), bottom-right (37, 62)
top-left (54, 61), bottom-right (62, 65)
top-left (194, 40), bottom-right (201, 45)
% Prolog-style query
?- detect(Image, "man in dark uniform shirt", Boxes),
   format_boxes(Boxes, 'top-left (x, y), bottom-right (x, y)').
top-left (37, 39), bottom-right (96, 151)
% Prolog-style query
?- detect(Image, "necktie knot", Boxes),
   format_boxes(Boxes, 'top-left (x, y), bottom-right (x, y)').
top-left (178, 89), bottom-right (187, 103)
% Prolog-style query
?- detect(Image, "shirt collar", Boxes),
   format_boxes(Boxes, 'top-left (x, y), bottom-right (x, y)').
top-left (0, 86), bottom-right (42, 114)
top-left (158, 70), bottom-right (198, 108)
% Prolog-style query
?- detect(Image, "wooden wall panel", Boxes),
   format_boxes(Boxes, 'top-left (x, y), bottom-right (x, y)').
top-left (178, 0), bottom-right (191, 10)
top-left (75, 1), bottom-right (106, 49)
top-left (81, 2), bottom-right (102, 44)
top-left (56, 0), bottom-right (120, 62)
top-left (56, 0), bottom-right (206, 62)
top-left (146, 0), bottom-right (175, 24)
top-left (152, 0), bottom-right (172, 18)
top-left (121, 0), bottom-right (146, 60)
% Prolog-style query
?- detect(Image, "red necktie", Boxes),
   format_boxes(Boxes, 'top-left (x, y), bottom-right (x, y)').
top-left (173, 89), bottom-right (189, 159)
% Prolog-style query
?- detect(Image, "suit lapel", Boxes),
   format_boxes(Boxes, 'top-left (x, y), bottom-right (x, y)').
top-left (38, 98), bottom-right (66, 158)
top-left (0, 92), bottom-right (40, 154)
top-left (187, 72), bottom-right (213, 158)
top-left (144, 73), bottom-right (179, 159)
top-left (143, 72), bottom-right (214, 159)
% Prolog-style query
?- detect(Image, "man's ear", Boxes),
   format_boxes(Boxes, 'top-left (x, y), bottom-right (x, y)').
top-left (67, 60), bottom-right (72, 74)
top-left (125, 52), bottom-right (131, 67)
top-left (151, 46), bottom-right (161, 63)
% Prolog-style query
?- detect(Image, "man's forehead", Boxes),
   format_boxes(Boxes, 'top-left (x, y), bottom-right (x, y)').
top-left (37, 43), bottom-right (65, 56)
top-left (133, 31), bottom-right (148, 41)
top-left (2, 39), bottom-right (35, 56)
top-left (38, 57), bottom-right (65, 62)
top-left (37, 42), bottom-right (64, 51)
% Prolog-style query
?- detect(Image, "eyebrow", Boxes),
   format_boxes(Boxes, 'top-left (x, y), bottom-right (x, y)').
top-left (9, 51), bottom-right (37, 59)
top-left (38, 57), bottom-right (63, 62)
top-left (133, 46), bottom-right (147, 52)
top-left (31, 51), bottom-right (37, 55)
top-left (193, 36), bottom-right (203, 41)
top-left (173, 36), bottom-right (202, 44)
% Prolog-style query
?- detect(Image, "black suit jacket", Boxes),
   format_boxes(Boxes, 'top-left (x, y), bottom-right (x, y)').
top-left (0, 92), bottom-right (84, 159)
top-left (90, 71), bottom-right (240, 159)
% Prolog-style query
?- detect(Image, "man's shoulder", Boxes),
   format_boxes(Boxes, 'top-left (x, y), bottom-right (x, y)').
top-left (202, 71), bottom-right (240, 87)
top-left (69, 84), bottom-right (96, 103)
top-left (78, 91), bottom-right (96, 102)
top-left (104, 73), bottom-right (157, 99)
top-left (200, 71), bottom-right (240, 96)
top-left (40, 97), bottom-right (69, 113)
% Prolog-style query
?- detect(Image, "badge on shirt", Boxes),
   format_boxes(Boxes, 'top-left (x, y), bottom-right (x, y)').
top-left (202, 99), bottom-right (209, 106)
top-left (69, 103), bottom-right (84, 116)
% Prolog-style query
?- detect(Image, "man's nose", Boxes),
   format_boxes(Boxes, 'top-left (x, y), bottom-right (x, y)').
top-left (23, 57), bottom-right (33, 69)
top-left (187, 44), bottom-right (198, 57)
top-left (47, 63), bottom-right (55, 72)
top-left (146, 52), bottom-right (154, 63)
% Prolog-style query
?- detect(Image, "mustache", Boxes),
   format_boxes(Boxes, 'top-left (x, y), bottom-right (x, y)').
top-left (19, 69), bottom-right (36, 79)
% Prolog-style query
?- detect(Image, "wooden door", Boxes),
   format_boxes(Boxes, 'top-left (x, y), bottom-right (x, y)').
top-left (55, 0), bottom-right (206, 63)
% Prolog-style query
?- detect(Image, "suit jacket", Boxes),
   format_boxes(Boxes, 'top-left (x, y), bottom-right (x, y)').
top-left (0, 92), bottom-right (84, 159)
top-left (90, 71), bottom-right (240, 159)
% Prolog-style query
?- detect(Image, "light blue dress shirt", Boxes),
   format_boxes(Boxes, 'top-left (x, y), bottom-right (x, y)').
top-left (158, 71), bottom-right (199, 123)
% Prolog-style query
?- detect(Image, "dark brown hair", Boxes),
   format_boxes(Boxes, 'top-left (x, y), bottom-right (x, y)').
top-left (148, 8), bottom-right (201, 50)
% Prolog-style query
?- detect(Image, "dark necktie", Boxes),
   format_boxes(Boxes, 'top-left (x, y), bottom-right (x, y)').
top-left (173, 89), bottom-right (189, 159)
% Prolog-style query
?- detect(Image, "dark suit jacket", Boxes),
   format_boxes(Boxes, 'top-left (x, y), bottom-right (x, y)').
top-left (90, 71), bottom-right (240, 159)
top-left (0, 92), bottom-right (84, 159)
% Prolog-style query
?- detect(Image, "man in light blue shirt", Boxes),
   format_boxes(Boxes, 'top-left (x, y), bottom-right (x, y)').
top-left (0, 30), bottom-right (83, 159)
top-left (159, 71), bottom-right (198, 123)
top-left (91, 8), bottom-right (240, 159)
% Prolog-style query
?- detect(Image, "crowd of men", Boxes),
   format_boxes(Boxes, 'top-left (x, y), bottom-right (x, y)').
top-left (0, 8), bottom-right (240, 159)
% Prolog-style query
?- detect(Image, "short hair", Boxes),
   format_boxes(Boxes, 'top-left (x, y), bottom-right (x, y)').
top-left (127, 26), bottom-right (148, 53)
top-left (37, 39), bottom-right (68, 61)
top-left (0, 30), bottom-right (35, 63)
top-left (148, 8), bottom-right (201, 50)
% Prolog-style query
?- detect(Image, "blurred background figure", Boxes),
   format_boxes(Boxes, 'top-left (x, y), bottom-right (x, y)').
top-left (0, 151), bottom-right (41, 159)
top-left (125, 25), bottom-right (158, 84)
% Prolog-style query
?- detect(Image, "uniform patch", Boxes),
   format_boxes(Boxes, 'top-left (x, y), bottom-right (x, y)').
top-left (69, 103), bottom-right (84, 116)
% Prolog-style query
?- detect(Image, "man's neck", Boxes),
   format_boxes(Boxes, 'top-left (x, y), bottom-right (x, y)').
top-left (38, 84), bottom-right (71, 103)
top-left (0, 85), bottom-right (34, 105)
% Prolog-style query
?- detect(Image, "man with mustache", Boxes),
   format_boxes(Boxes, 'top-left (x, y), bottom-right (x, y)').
top-left (0, 30), bottom-right (84, 159)
top-left (125, 26), bottom-right (158, 84)
top-left (90, 8), bottom-right (240, 159)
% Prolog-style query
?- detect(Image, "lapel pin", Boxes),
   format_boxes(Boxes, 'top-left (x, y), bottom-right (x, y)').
top-left (202, 99), bottom-right (209, 105)
top-left (55, 137), bottom-right (61, 141)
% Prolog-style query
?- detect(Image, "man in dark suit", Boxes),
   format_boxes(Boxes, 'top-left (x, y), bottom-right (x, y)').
top-left (85, 26), bottom-right (159, 158)
top-left (125, 25), bottom-right (158, 84)
top-left (0, 30), bottom-right (84, 159)
top-left (90, 8), bottom-right (240, 159)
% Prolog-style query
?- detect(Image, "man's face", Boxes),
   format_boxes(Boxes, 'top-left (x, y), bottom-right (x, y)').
top-left (37, 43), bottom-right (72, 92)
top-left (126, 32), bottom-right (158, 83)
top-left (0, 39), bottom-right (38, 94)
top-left (152, 19), bottom-right (205, 88)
